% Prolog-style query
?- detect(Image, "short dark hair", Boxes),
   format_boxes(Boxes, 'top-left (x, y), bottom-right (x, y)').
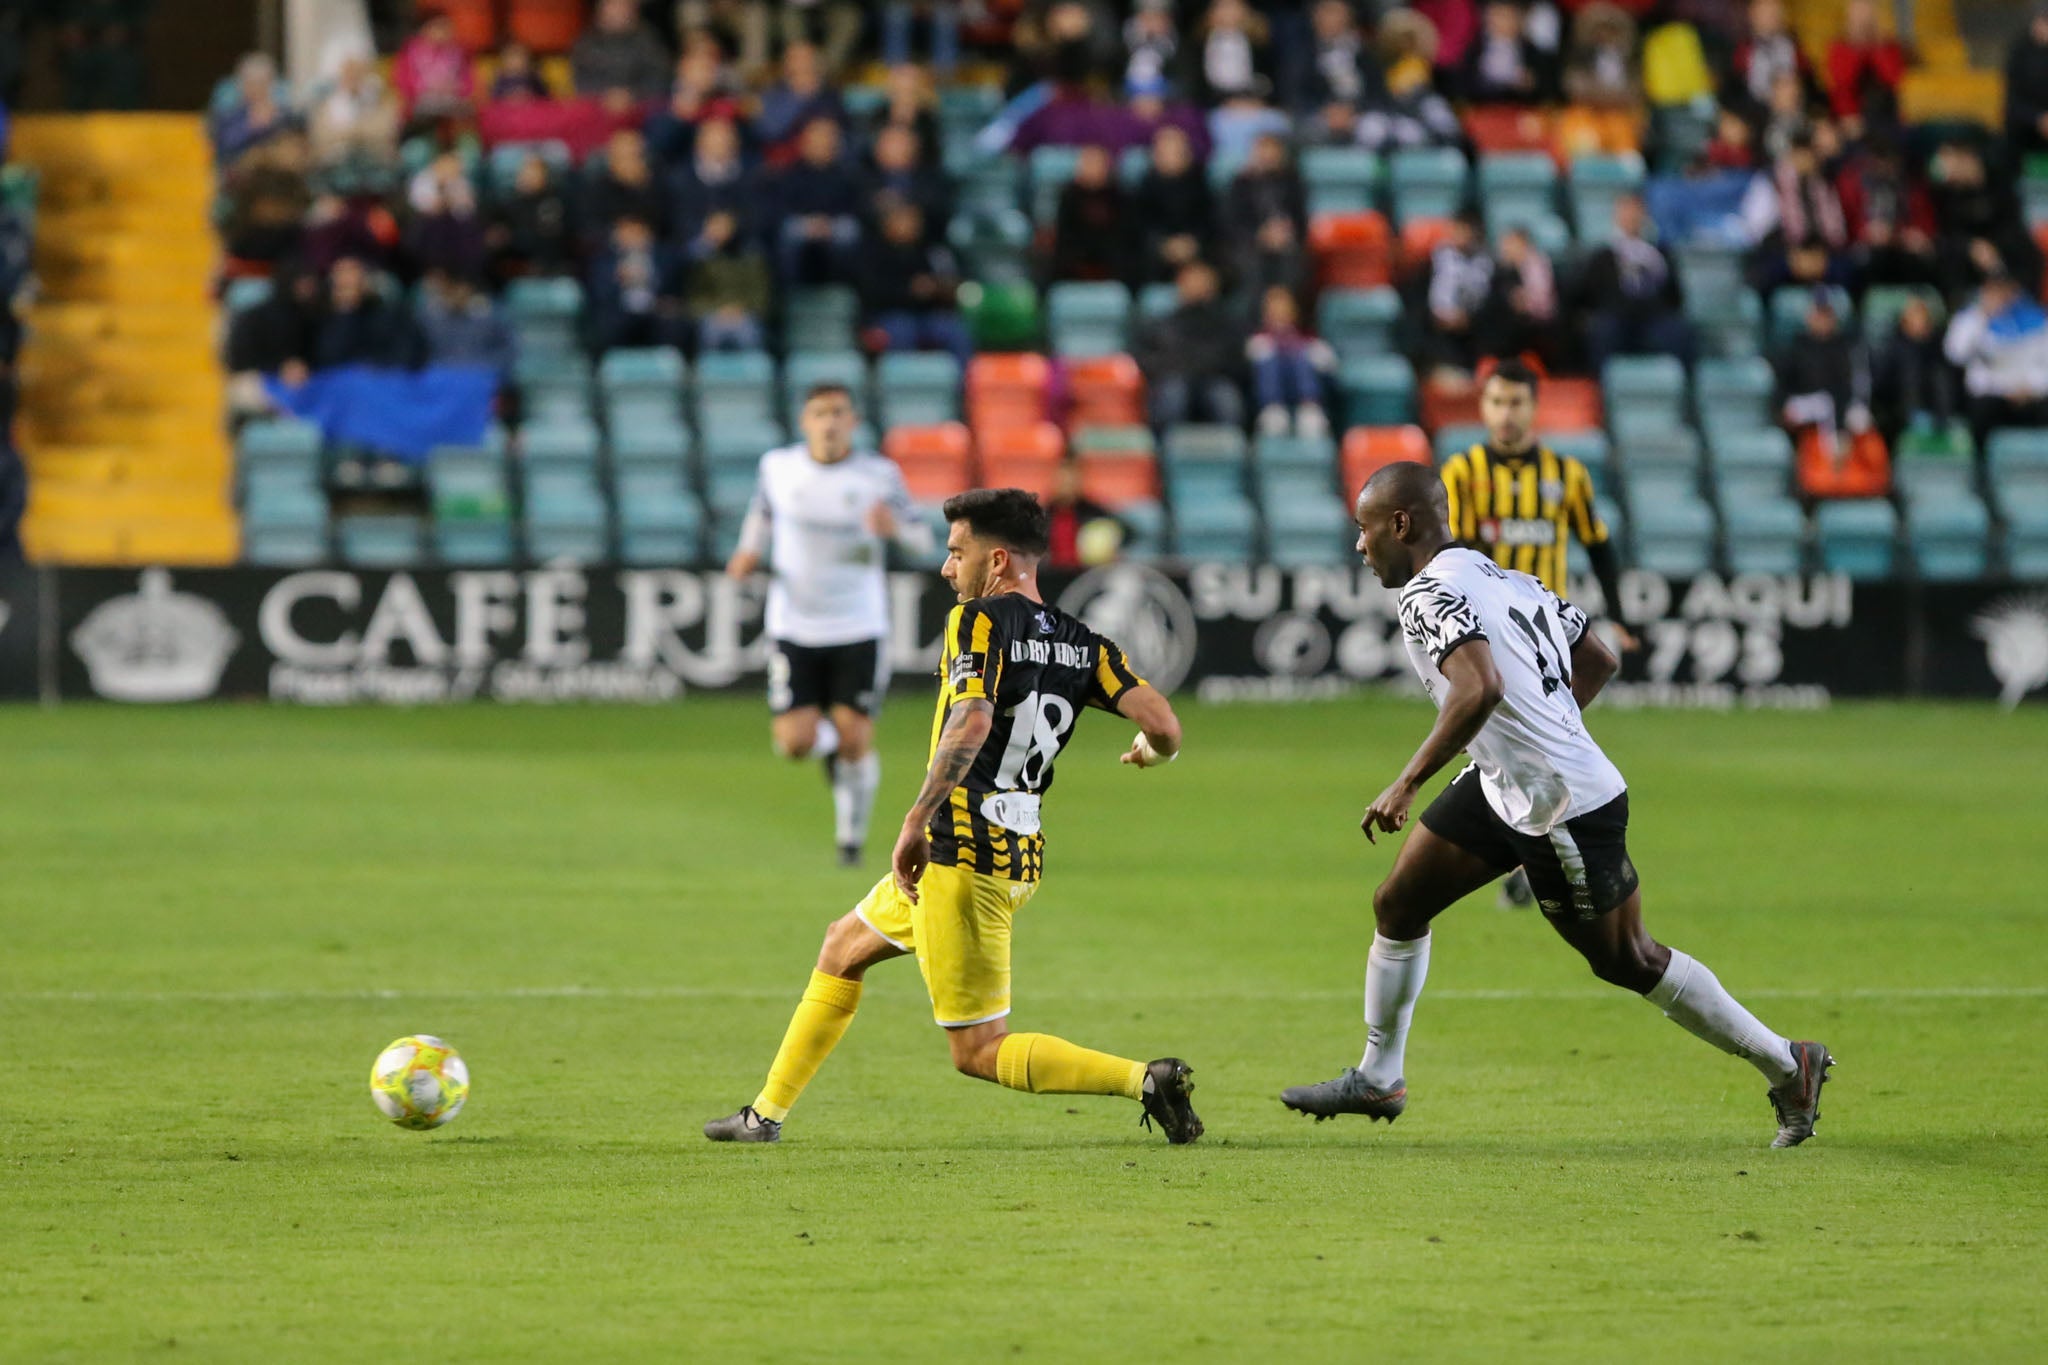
top-left (1486, 357), bottom-right (1541, 395)
top-left (942, 488), bottom-right (1050, 557)
top-left (803, 381), bottom-right (856, 407)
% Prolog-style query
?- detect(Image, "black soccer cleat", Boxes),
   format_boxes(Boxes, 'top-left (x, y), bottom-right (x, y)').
top-left (837, 843), bottom-right (862, 869)
top-left (1281, 1068), bottom-right (1408, 1123)
top-left (1767, 1041), bottom-right (1834, 1148)
top-left (1138, 1058), bottom-right (1203, 1144)
top-left (703, 1105), bottom-right (782, 1143)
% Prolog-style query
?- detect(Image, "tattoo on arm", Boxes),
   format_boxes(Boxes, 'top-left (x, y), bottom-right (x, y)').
top-left (904, 699), bottom-right (993, 826)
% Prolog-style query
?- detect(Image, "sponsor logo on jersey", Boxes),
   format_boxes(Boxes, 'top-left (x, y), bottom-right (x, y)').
top-left (1973, 595), bottom-right (2048, 709)
top-left (1034, 610), bottom-right (1056, 634)
top-left (1490, 518), bottom-right (1558, 547)
top-left (1056, 563), bottom-right (1198, 693)
top-left (948, 650), bottom-right (986, 688)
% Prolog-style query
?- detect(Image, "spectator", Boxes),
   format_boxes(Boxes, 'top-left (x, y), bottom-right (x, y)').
top-left (685, 210), bottom-right (772, 352)
top-left (883, 3), bottom-right (961, 79)
top-left (1826, 0), bottom-right (1907, 137)
top-left (1247, 285), bottom-right (1336, 436)
top-left (1017, 0), bottom-right (1125, 88)
top-left (1944, 269), bottom-right (2048, 449)
top-left (1778, 293), bottom-right (1883, 499)
top-left (1757, 68), bottom-right (1813, 163)
top-left (405, 152), bottom-right (487, 280)
top-left (487, 154), bottom-right (576, 281)
top-left (1045, 460), bottom-right (1129, 568)
top-left (2006, 2), bottom-right (2048, 159)
top-left (573, 0), bottom-right (672, 105)
top-left (315, 257), bottom-right (416, 369)
top-left (869, 64), bottom-right (943, 166)
top-left (1927, 140), bottom-right (2043, 300)
top-left (1492, 223), bottom-right (1558, 365)
top-left (1730, 0), bottom-right (1816, 117)
top-left (59, 13), bottom-right (147, 112)
top-left (1134, 260), bottom-right (1247, 428)
top-left (584, 128), bottom-right (666, 247)
top-left (1579, 191), bottom-right (1693, 368)
top-left (1049, 144), bottom-right (1137, 283)
top-left (222, 131), bottom-right (312, 267)
top-left (778, 0), bottom-right (866, 78)
top-left (226, 265), bottom-right (319, 412)
top-left (1413, 0), bottom-right (1480, 75)
top-left (1124, 0), bottom-right (1184, 94)
top-left (214, 53), bottom-right (291, 163)
top-left (758, 42), bottom-right (846, 161)
top-left (1222, 133), bottom-right (1308, 301)
top-left (1194, 0), bottom-right (1272, 104)
top-left (643, 47), bottom-right (746, 166)
top-left (1558, 3), bottom-right (1642, 157)
top-left (1297, 0), bottom-right (1373, 114)
top-left (1010, 82), bottom-right (1142, 158)
top-left (862, 124), bottom-right (951, 238)
top-left (586, 215), bottom-right (690, 353)
top-left (1872, 296), bottom-right (1957, 440)
top-left (667, 117), bottom-right (757, 242)
top-left (1745, 135), bottom-right (1851, 293)
top-left (1703, 104), bottom-right (1759, 171)
top-left (301, 192), bottom-right (393, 275)
top-left (1838, 137), bottom-right (1937, 289)
top-left (1357, 15), bottom-right (1463, 153)
top-left (1463, 0), bottom-right (1557, 105)
top-left (305, 47), bottom-right (398, 174)
top-left (1424, 209), bottom-right (1500, 376)
top-left (1208, 93), bottom-right (1293, 166)
top-left (863, 202), bottom-right (972, 366)
top-left (1134, 124), bottom-right (1214, 284)
top-left (1126, 72), bottom-right (1213, 159)
top-left (416, 272), bottom-right (516, 376)
top-left (679, 0), bottom-right (773, 82)
top-left (393, 13), bottom-right (474, 133)
top-left (772, 118), bottom-right (863, 286)
top-left (488, 40), bottom-right (551, 103)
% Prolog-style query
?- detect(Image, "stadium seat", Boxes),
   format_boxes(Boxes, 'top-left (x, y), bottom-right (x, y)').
top-left (1163, 427), bottom-right (1259, 562)
top-left (876, 352), bottom-right (962, 426)
top-left (610, 422), bottom-right (691, 477)
top-left (1768, 285), bottom-right (1855, 352)
top-left (1398, 217), bottom-right (1454, 275)
top-left (505, 276), bottom-right (583, 355)
top-left (698, 416), bottom-right (786, 470)
top-left (1674, 243), bottom-right (1744, 303)
top-left (1614, 421), bottom-right (1703, 477)
top-left (948, 208), bottom-right (1033, 283)
top-left (523, 352), bottom-right (598, 425)
top-left (883, 423), bottom-right (975, 502)
top-left (336, 514), bottom-right (426, 567)
top-left (1987, 430), bottom-right (2048, 576)
top-left (1255, 431), bottom-right (1337, 479)
top-left (1860, 285), bottom-right (1945, 348)
top-left (1813, 500), bottom-right (1899, 579)
top-left (616, 468), bottom-right (705, 565)
top-left (1693, 357), bottom-right (1777, 436)
top-left (977, 421), bottom-right (1065, 497)
top-left (223, 276), bottom-right (272, 315)
top-left (784, 286), bottom-right (861, 353)
top-left (1718, 494), bottom-right (1806, 575)
top-left (1535, 378), bottom-right (1603, 432)
top-left (1624, 479), bottom-right (1716, 577)
top-left (784, 351), bottom-right (869, 427)
top-left (966, 353), bottom-right (1051, 429)
top-left (1257, 432), bottom-right (1347, 564)
top-left (1567, 153), bottom-right (1644, 244)
top-left (599, 348), bottom-right (685, 428)
top-left (1316, 287), bottom-right (1402, 362)
top-left (694, 351), bottom-right (778, 428)
top-left (1063, 354), bottom-right (1145, 427)
top-left (236, 418), bottom-right (323, 479)
top-left (1045, 281), bottom-right (1132, 358)
top-left (1709, 427), bottom-right (1795, 488)
top-left (522, 469), bottom-right (610, 562)
top-left (1308, 211), bottom-right (1395, 289)
top-left (520, 417), bottom-right (603, 473)
top-left (1027, 145), bottom-right (1082, 224)
top-left (1074, 425), bottom-right (1160, 508)
top-left (1341, 425), bottom-right (1429, 497)
top-left (1476, 152), bottom-right (1557, 232)
top-left (1336, 354), bottom-right (1416, 426)
top-left (1601, 355), bottom-right (1687, 429)
top-left (1300, 147), bottom-right (1382, 216)
top-left (1903, 485), bottom-right (1992, 581)
top-left (1432, 422), bottom-right (1489, 462)
top-left (1489, 210), bottom-right (1572, 258)
top-left (1689, 287), bottom-right (1764, 359)
top-left (1419, 376), bottom-right (1483, 430)
top-left (1464, 105), bottom-right (1554, 156)
top-left (241, 480), bottom-right (328, 566)
top-left (1388, 147), bottom-right (1469, 226)
top-left (428, 445), bottom-right (510, 520)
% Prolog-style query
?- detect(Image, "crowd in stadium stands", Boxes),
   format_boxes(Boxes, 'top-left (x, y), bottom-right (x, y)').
top-left (200, 0), bottom-right (2048, 566)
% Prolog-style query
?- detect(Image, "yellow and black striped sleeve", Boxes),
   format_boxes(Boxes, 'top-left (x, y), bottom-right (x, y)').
top-left (1086, 634), bottom-right (1148, 711)
top-left (1563, 457), bottom-right (1606, 547)
top-left (943, 601), bottom-right (1002, 702)
top-left (1439, 451), bottom-right (1474, 543)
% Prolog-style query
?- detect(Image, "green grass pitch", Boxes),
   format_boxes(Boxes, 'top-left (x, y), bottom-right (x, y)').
top-left (2, 696), bottom-right (2044, 1361)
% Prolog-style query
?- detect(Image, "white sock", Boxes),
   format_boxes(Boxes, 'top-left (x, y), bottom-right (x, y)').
top-left (1358, 932), bottom-right (1431, 1089)
top-left (832, 751), bottom-right (880, 850)
top-left (1645, 949), bottom-right (1797, 1084)
top-left (811, 718), bottom-right (840, 760)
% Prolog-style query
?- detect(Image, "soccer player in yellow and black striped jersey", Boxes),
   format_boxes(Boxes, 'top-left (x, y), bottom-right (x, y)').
top-left (704, 489), bottom-right (1205, 1146)
top-left (1439, 359), bottom-right (1631, 642)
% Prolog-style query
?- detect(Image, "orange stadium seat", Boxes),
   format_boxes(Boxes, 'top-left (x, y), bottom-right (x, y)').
top-left (1464, 106), bottom-right (1556, 158)
top-left (422, 0), bottom-right (498, 52)
top-left (1399, 217), bottom-right (1453, 276)
top-left (884, 423), bottom-right (976, 501)
top-left (966, 353), bottom-right (1051, 429)
top-left (1342, 425), bottom-right (1429, 498)
top-left (506, 0), bottom-right (582, 54)
top-left (1536, 378), bottom-right (1603, 432)
top-left (977, 421), bottom-right (1065, 497)
top-left (1075, 450), bottom-right (1159, 507)
top-left (1420, 378), bottom-right (1483, 431)
top-left (1309, 212), bottom-right (1394, 289)
top-left (1062, 354), bottom-right (1145, 427)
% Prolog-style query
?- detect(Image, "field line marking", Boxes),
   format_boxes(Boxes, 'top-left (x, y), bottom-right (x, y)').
top-left (0, 985), bottom-right (2042, 1005)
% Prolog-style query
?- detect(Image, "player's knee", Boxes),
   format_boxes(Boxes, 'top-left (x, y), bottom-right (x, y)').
top-left (1371, 880), bottom-right (1426, 939)
top-left (946, 1036), bottom-right (996, 1081)
top-left (816, 915), bottom-right (867, 973)
top-left (1587, 935), bottom-right (1664, 992)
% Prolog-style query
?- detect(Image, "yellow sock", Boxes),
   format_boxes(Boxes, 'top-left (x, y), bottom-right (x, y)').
top-left (752, 971), bottom-right (862, 1122)
top-left (994, 1032), bottom-right (1146, 1100)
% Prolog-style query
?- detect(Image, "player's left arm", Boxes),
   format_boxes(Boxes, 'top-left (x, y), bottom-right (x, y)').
top-left (891, 696), bottom-right (995, 900)
top-left (1115, 684), bottom-right (1181, 768)
top-left (1566, 459), bottom-right (1638, 652)
top-left (1362, 639), bottom-right (1504, 843)
top-left (868, 462), bottom-right (936, 556)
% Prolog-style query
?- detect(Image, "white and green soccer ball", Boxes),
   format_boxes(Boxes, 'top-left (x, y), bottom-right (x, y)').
top-left (370, 1035), bottom-right (469, 1130)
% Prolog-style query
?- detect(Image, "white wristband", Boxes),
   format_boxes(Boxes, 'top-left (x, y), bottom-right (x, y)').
top-left (1134, 733), bottom-right (1177, 766)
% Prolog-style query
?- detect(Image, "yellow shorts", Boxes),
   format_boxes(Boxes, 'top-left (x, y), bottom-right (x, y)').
top-left (853, 862), bottom-right (1039, 1027)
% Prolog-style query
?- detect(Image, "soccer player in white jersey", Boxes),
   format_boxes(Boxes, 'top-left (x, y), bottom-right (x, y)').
top-left (725, 383), bottom-right (933, 867)
top-left (1282, 462), bottom-right (1834, 1148)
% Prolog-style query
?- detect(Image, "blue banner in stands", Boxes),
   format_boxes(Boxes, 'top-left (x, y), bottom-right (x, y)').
top-left (262, 364), bottom-right (498, 463)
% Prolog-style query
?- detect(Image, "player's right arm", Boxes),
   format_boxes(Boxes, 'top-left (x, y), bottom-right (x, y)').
top-left (1115, 685), bottom-right (1181, 768)
top-left (1362, 639), bottom-right (1504, 842)
top-left (723, 462), bottom-right (771, 579)
top-left (1569, 621), bottom-right (1618, 711)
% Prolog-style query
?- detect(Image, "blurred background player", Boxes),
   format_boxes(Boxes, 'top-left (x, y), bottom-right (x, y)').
top-left (705, 490), bottom-right (1202, 1146)
top-left (1438, 358), bottom-right (1635, 907)
top-left (1282, 463), bottom-right (1832, 1149)
top-left (725, 383), bottom-right (930, 867)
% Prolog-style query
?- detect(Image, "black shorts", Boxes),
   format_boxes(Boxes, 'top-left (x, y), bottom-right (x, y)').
top-left (1419, 767), bottom-right (1640, 922)
top-left (767, 637), bottom-right (886, 716)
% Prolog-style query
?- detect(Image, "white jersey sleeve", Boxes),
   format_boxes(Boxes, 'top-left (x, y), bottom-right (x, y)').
top-left (1398, 548), bottom-right (1625, 834)
top-left (758, 446), bottom-right (900, 647)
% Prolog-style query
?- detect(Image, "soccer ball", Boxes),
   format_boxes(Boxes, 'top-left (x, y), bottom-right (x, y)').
top-left (369, 1035), bottom-right (469, 1130)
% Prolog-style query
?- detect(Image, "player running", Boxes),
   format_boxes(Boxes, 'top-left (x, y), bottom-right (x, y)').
top-left (705, 489), bottom-right (1203, 1146)
top-left (1441, 357), bottom-right (1636, 906)
top-left (1281, 462), bottom-right (1832, 1148)
top-left (725, 383), bottom-right (931, 868)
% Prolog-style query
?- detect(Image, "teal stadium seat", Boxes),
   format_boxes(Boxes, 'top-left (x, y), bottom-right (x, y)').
top-left (1814, 500), bottom-right (1899, 579)
top-left (520, 416), bottom-right (602, 473)
top-left (784, 351), bottom-right (870, 427)
top-left (1987, 431), bottom-right (2048, 577)
top-left (522, 469), bottom-right (610, 562)
top-left (1694, 358), bottom-right (1777, 437)
top-left (1476, 152), bottom-right (1557, 233)
top-left (1316, 287), bottom-right (1402, 362)
top-left (1388, 147), bottom-right (1469, 227)
top-left (876, 352), bottom-right (961, 426)
top-left (784, 286), bottom-right (861, 353)
top-left (1301, 146), bottom-right (1382, 216)
top-left (1602, 355), bottom-right (1688, 430)
top-left (1567, 153), bottom-right (1644, 245)
top-left (1045, 280), bottom-right (1132, 358)
top-left (609, 421), bottom-right (691, 477)
top-left (1336, 354), bottom-right (1416, 425)
top-left (694, 351), bottom-right (779, 428)
top-left (616, 468), bottom-right (706, 565)
top-left (599, 348), bottom-right (684, 428)
top-left (336, 514), bottom-right (425, 567)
